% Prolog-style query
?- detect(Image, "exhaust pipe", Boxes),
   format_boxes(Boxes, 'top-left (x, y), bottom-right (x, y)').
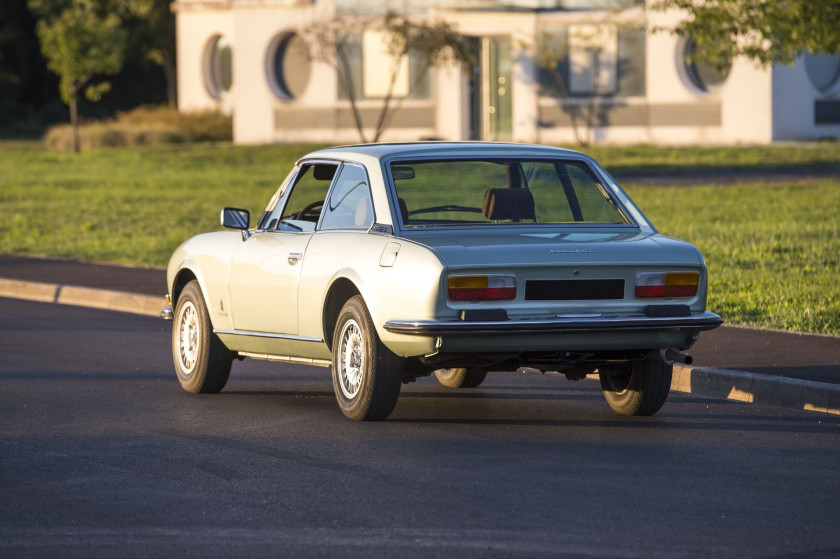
top-left (659, 348), bottom-right (693, 365)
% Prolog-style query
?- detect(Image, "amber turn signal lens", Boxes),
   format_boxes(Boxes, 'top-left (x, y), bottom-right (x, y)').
top-left (448, 275), bottom-right (516, 301)
top-left (635, 271), bottom-right (699, 298)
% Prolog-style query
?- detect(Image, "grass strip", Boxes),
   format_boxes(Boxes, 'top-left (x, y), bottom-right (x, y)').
top-left (626, 181), bottom-right (839, 336)
top-left (0, 142), bottom-right (837, 335)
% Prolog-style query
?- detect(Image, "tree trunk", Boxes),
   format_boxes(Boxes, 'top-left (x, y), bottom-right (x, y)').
top-left (162, 48), bottom-right (177, 109)
top-left (70, 99), bottom-right (80, 154)
top-left (584, 49), bottom-right (601, 147)
top-left (336, 49), bottom-right (368, 143)
top-left (549, 69), bottom-right (587, 147)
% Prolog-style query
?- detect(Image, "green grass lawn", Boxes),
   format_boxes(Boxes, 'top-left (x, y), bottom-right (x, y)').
top-left (625, 181), bottom-right (839, 336)
top-left (1, 141), bottom-right (838, 335)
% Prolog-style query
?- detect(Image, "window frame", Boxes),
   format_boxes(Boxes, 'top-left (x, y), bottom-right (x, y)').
top-left (319, 162), bottom-right (376, 232)
top-left (265, 31), bottom-right (312, 101)
top-left (203, 34), bottom-right (233, 100)
top-left (256, 159), bottom-right (376, 235)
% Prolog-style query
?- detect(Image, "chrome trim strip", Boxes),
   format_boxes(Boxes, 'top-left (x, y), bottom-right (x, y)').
top-left (238, 352), bottom-right (332, 368)
top-left (383, 311), bottom-right (723, 337)
top-left (214, 329), bottom-right (324, 343)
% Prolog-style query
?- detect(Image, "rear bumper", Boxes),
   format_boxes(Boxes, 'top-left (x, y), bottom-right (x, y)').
top-left (383, 311), bottom-right (723, 337)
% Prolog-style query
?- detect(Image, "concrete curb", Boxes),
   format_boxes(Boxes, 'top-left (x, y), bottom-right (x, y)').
top-left (0, 278), bottom-right (165, 317)
top-left (671, 364), bottom-right (840, 416)
top-left (2, 276), bottom-right (838, 417)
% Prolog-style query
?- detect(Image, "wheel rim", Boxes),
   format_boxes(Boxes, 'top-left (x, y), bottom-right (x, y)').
top-left (602, 366), bottom-right (633, 393)
top-left (337, 319), bottom-right (365, 400)
top-left (177, 301), bottom-right (200, 375)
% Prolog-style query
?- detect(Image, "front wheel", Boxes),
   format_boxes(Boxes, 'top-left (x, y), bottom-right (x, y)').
top-left (434, 368), bottom-right (488, 388)
top-left (599, 355), bottom-right (672, 416)
top-left (172, 281), bottom-right (233, 394)
top-left (331, 295), bottom-right (403, 421)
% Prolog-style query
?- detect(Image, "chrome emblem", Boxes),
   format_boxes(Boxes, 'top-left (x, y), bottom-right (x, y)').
top-left (549, 249), bottom-right (595, 254)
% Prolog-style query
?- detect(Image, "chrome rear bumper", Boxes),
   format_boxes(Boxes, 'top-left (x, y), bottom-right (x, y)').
top-left (383, 311), bottom-right (723, 337)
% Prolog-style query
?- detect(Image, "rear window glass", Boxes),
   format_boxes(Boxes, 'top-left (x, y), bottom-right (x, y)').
top-left (390, 159), bottom-right (629, 228)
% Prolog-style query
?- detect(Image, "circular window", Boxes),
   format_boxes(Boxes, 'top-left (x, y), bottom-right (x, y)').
top-left (681, 37), bottom-right (730, 94)
top-left (266, 33), bottom-right (311, 100)
top-left (204, 35), bottom-right (233, 99)
top-left (804, 52), bottom-right (840, 93)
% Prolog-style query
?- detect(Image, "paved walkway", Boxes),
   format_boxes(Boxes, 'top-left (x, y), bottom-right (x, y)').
top-left (1, 254), bottom-right (838, 416)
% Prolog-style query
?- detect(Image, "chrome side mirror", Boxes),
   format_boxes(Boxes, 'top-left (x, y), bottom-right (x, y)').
top-left (221, 207), bottom-right (251, 241)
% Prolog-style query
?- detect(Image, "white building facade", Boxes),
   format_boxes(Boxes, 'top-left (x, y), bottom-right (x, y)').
top-left (173, 0), bottom-right (840, 145)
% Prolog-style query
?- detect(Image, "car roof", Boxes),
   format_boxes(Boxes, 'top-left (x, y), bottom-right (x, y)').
top-left (301, 142), bottom-right (591, 163)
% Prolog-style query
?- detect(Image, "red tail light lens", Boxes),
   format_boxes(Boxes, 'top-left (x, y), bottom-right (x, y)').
top-left (448, 275), bottom-right (516, 301)
top-left (635, 272), bottom-right (699, 299)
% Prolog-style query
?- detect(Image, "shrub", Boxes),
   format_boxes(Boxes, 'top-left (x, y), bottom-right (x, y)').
top-left (44, 122), bottom-right (188, 150)
top-left (44, 105), bottom-right (232, 151)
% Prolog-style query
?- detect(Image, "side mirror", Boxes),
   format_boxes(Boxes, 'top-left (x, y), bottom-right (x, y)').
top-left (221, 207), bottom-right (250, 229)
top-left (221, 207), bottom-right (251, 241)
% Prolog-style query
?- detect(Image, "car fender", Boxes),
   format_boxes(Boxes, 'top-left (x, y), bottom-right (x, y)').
top-left (166, 231), bottom-right (241, 331)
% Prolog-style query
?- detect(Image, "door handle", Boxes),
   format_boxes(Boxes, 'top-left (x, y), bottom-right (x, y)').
top-left (288, 252), bottom-right (303, 265)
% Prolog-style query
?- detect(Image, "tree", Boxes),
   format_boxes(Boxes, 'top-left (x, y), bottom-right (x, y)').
top-left (118, 0), bottom-right (177, 107)
top-left (300, 13), bottom-right (474, 143)
top-left (652, 0), bottom-right (840, 70)
top-left (33, 0), bottom-right (127, 152)
top-left (531, 17), bottom-right (637, 147)
top-left (534, 28), bottom-right (607, 147)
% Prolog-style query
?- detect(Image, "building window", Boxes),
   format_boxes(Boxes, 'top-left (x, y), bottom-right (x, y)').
top-left (804, 53), bottom-right (840, 93)
top-left (267, 33), bottom-right (312, 100)
top-left (568, 24), bottom-right (618, 95)
top-left (337, 32), bottom-right (432, 101)
top-left (204, 35), bottom-right (233, 100)
top-left (363, 30), bottom-right (409, 98)
top-left (538, 25), bottom-right (646, 98)
top-left (680, 37), bottom-right (729, 94)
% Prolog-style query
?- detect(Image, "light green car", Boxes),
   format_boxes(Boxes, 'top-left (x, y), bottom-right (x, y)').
top-left (162, 142), bottom-right (721, 421)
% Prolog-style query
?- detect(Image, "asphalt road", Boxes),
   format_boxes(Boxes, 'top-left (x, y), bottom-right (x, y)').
top-left (2, 298), bottom-right (840, 558)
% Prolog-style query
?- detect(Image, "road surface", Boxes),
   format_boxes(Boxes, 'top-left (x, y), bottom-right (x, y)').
top-left (2, 298), bottom-right (839, 558)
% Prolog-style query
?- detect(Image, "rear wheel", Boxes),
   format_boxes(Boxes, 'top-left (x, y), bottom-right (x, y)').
top-left (331, 295), bottom-right (402, 421)
top-left (172, 281), bottom-right (233, 394)
top-left (434, 368), bottom-right (488, 388)
top-left (599, 355), bottom-right (672, 416)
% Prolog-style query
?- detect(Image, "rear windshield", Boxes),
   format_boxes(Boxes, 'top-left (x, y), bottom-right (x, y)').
top-left (389, 159), bottom-right (630, 228)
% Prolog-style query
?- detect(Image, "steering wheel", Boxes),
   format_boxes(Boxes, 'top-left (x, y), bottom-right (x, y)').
top-left (295, 201), bottom-right (323, 222)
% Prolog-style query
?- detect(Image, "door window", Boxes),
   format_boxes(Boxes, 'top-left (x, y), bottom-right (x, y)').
top-left (320, 164), bottom-right (374, 230)
top-left (260, 163), bottom-right (337, 232)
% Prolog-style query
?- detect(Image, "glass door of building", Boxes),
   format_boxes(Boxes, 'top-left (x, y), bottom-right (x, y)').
top-left (468, 36), bottom-right (512, 141)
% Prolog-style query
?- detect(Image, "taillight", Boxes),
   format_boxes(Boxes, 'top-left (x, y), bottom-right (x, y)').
top-left (448, 275), bottom-right (516, 301)
top-left (635, 272), bottom-right (699, 298)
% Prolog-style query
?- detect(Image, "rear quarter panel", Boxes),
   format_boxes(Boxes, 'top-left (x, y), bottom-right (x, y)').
top-left (298, 232), bottom-right (444, 356)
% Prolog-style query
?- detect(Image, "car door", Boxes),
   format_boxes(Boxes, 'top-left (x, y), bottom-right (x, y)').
top-left (227, 162), bottom-right (337, 335)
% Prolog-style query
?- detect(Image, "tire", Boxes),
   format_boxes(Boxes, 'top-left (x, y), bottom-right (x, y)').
top-left (598, 355), bottom-right (672, 416)
top-left (331, 295), bottom-right (402, 421)
top-left (434, 368), bottom-right (488, 388)
top-left (172, 281), bottom-right (233, 394)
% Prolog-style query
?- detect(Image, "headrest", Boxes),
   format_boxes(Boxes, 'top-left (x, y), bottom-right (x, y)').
top-left (313, 164), bottom-right (336, 181)
top-left (482, 188), bottom-right (536, 221)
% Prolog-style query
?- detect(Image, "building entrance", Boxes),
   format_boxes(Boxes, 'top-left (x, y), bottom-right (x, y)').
top-left (468, 36), bottom-right (512, 141)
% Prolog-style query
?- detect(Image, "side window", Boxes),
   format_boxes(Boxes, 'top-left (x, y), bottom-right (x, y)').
top-left (257, 167), bottom-right (297, 230)
top-left (320, 164), bottom-right (374, 230)
top-left (281, 163), bottom-right (336, 223)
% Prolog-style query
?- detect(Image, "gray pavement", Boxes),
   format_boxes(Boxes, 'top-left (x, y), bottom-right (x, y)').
top-left (1, 253), bottom-right (838, 416)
